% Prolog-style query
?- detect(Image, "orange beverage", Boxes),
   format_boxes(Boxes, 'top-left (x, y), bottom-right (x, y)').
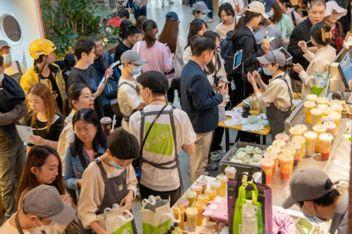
top-left (259, 158), bottom-right (274, 185)
top-left (319, 133), bottom-right (334, 161)
top-left (291, 135), bottom-right (306, 160)
top-left (210, 181), bottom-right (221, 196)
top-left (312, 124), bottom-right (327, 153)
top-left (216, 174), bottom-right (227, 197)
top-left (304, 131), bottom-right (318, 157)
top-left (192, 201), bottom-right (205, 226)
top-left (304, 101), bottom-right (316, 124)
top-left (279, 154), bottom-right (294, 180)
top-left (310, 108), bottom-right (323, 125)
top-left (185, 190), bottom-right (197, 206)
top-left (197, 194), bottom-right (210, 205)
top-left (191, 184), bottom-right (203, 197)
top-left (204, 188), bottom-right (217, 201)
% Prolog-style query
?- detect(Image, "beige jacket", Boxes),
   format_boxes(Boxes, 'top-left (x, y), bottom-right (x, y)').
top-left (299, 45), bottom-right (336, 98)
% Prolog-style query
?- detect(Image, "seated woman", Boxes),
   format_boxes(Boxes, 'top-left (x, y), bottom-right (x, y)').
top-left (57, 83), bottom-right (94, 162)
top-left (292, 22), bottom-right (337, 98)
top-left (247, 50), bottom-right (293, 136)
top-left (17, 145), bottom-right (73, 233)
top-left (64, 108), bottom-right (106, 197)
top-left (77, 128), bottom-right (139, 234)
top-left (24, 83), bottom-right (64, 149)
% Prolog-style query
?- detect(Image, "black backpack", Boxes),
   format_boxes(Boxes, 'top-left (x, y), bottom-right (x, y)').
top-left (0, 75), bottom-right (25, 113)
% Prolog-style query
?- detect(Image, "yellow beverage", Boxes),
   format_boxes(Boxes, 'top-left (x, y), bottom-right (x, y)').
top-left (185, 190), bottom-right (197, 206)
top-left (310, 108), bottom-right (323, 125)
top-left (304, 101), bottom-right (316, 124)
top-left (291, 135), bottom-right (306, 160)
top-left (323, 121), bottom-right (337, 136)
top-left (204, 188), bottom-right (217, 201)
top-left (210, 181), bottom-right (221, 196)
top-left (312, 124), bottom-right (327, 153)
top-left (216, 174), bottom-right (227, 197)
top-left (192, 201), bottom-right (205, 226)
top-left (303, 131), bottom-right (318, 157)
top-left (185, 207), bottom-right (198, 231)
top-left (197, 194), bottom-right (210, 205)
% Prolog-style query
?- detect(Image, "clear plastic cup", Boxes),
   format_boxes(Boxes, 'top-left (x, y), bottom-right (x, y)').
top-left (185, 190), bottom-right (197, 206)
top-left (310, 108), bottom-right (323, 125)
top-left (275, 133), bottom-right (290, 143)
top-left (272, 139), bottom-right (287, 148)
top-left (312, 124), bottom-right (327, 153)
top-left (191, 184), bottom-right (203, 197)
top-left (197, 176), bottom-right (208, 193)
top-left (259, 158), bottom-right (274, 186)
top-left (316, 96), bottom-right (329, 106)
top-left (216, 174), bottom-right (227, 197)
top-left (289, 124), bottom-right (308, 138)
top-left (185, 207), bottom-right (198, 231)
top-left (303, 131), bottom-right (318, 157)
top-left (210, 181), bottom-right (221, 196)
top-left (192, 201), bottom-right (205, 226)
top-left (323, 121), bottom-right (337, 136)
top-left (319, 133), bottom-right (334, 161)
top-left (306, 94), bottom-right (318, 102)
top-left (288, 142), bottom-right (303, 166)
top-left (278, 154), bottom-right (294, 181)
top-left (264, 151), bottom-right (278, 174)
top-left (224, 166), bottom-right (236, 180)
top-left (304, 101), bottom-right (316, 124)
top-left (204, 188), bottom-right (217, 201)
top-left (291, 135), bottom-right (306, 160)
top-left (327, 112), bottom-right (342, 130)
top-left (197, 194), bottom-right (210, 205)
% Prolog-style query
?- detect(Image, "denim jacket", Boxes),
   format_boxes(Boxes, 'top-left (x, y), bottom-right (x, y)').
top-left (64, 145), bottom-right (106, 191)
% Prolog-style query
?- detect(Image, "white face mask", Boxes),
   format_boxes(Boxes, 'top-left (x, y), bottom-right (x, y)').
top-left (2, 53), bottom-right (11, 66)
top-left (200, 14), bottom-right (208, 21)
top-left (263, 67), bottom-right (273, 76)
top-left (132, 66), bottom-right (142, 75)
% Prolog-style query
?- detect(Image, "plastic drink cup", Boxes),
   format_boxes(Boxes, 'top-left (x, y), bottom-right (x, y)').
top-left (303, 131), bottom-right (318, 157)
top-left (289, 124), bottom-right (308, 138)
top-left (330, 104), bottom-right (343, 115)
top-left (224, 166), bottom-right (236, 180)
top-left (204, 188), bottom-right (217, 201)
top-left (291, 135), bottom-right (306, 160)
top-left (173, 207), bottom-right (184, 228)
top-left (210, 181), bottom-right (221, 196)
top-left (323, 121), bottom-right (337, 136)
top-left (197, 176), bottom-right (208, 193)
top-left (316, 97), bottom-right (329, 106)
top-left (192, 201), bottom-right (205, 226)
top-left (185, 207), bottom-right (198, 231)
top-left (185, 190), bottom-right (197, 206)
top-left (306, 94), bottom-right (318, 102)
top-left (310, 108), bottom-right (323, 125)
top-left (319, 133), bottom-right (334, 161)
top-left (259, 158), bottom-right (274, 186)
top-left (312, 124), bottom-right (327, 153)
top-left (191, 184), bottom-right (203, 196)
top-left (272, 139), bottom-right (286, 148)
top-left (216, 174), bottom-right (227, 197)
top-left (177, 198), bottom-right (189, 208)
top-left (275, 133), bottom-right (290, 143)
top-left (197, 194), bottom-right (210, 205)
top-left (264, 151), bottom-right (278, 174)
top-left (288, 142), bottom-right (303, 166)
top-left (304, 101), bottom-right (316, 124)
top-left (100, 117), bottom-right (112, 136)
top-left (278, 154), bottom-right (294, 180)
top-left (327, 112), bottom-right (342, 130)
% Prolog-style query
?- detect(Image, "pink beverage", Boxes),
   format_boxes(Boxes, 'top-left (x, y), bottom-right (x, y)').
top-left (100, 117), bottom-right (112, 136)
top-left (278, 154), bottom-right (294, 181)
top-left (319, 133), bottom-right (334, 161)
top-left (303, 101), bottom-right (316, 124)
top-left (303, 131), bottom-right (318, 157)
top-left (259, 158), bottom-right (274, 186)
top-left (323, 121), bottom-right (337, 136)
top-left (312, 124), bottom-right (327, 153)
top-left (310, 108), bottom-right (323, 126)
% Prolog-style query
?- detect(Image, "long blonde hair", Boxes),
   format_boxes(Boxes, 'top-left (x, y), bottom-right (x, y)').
top-left (29, 83), bottom-right (57, 131)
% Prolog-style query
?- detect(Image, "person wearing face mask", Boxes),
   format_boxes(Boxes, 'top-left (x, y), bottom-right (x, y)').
top-left (20, 39), bottom-right (67, 114)
top-left (283, 168), bottom-right (348, 234)
top-left (132, 19), bottom-right (174, 77)
top-left (0, 40), bottom-right (25, 83)
top-left (181, 37), bottom-right (228, 183)
top-left (68, 39), bottom-right (114, 118)
top-left (324, 1), bottom-right (347, 53)
top-left (0, 55), bottom-right (27, 220)
top-left (0, 185), bottom-right (75, 234)
top-left (192, 1), bottom-right (212, 22)
top-left (287, 0), bottom-right (326, 92)
top-left (117, 50), bottom-right (147, 130)
top-left (247, 50), bottom-right (293, 136)
top-left (292, 22), bottom-right (336, 98)
top-left (78, 128), bottom-right (139, 234)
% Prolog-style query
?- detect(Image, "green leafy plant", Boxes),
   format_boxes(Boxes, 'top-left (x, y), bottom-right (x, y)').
top-left (40, 0), bottom-right (114, 57)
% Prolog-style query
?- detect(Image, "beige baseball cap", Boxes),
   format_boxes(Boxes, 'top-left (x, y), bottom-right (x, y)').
top-left (246, 1), bottom-right (269, 19)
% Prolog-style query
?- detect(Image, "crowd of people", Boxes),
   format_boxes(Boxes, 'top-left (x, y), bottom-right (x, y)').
top-left (0, 0), bottom-right (351, 233)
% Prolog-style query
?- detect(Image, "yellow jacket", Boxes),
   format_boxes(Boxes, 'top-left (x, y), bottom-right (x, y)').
top-left (20, 63), bottom-right (67, 105)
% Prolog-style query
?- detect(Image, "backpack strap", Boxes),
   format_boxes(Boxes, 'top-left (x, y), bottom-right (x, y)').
top-left (15, 61), bottom-right (23, 75)
top-left (277, 74), bottom-right (293, 108)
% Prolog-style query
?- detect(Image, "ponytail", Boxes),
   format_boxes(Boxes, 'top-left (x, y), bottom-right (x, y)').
top-left (142, 19), bottom-right (158, 48)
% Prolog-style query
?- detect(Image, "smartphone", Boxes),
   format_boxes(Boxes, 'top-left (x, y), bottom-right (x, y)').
top-left (110, 61), bottom-right (120, 68)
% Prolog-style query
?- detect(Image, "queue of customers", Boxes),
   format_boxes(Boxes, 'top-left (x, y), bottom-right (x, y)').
top-left (0, 0), bottom-right (351, 233)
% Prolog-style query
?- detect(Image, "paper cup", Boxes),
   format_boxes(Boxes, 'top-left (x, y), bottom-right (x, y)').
top-left (303, 131), bottom-right (318, 157)
top-left (319, 133), bottom-right (334, 161)
top-left (100, 117), bottom-right (112, 136)
top-left (312, 124), bottom-right (327, 153)
top-left (304, 101), bottom-right (316, 124)
top-left (279, 154), bottom-right (294, 181)
top-left (259, 158), bottom-right (274, 185)
top-left (310, 108), bottom-right (323, 125)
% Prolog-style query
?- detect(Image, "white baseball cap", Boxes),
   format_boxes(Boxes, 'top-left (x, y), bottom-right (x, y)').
top-left (246, 1), bottom-right (269, 19)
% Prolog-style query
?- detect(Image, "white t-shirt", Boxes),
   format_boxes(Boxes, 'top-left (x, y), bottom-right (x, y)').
top-left (117, 77), bottom-right (141, 129)
top-left (129, 104), bottom-right (196, 191)
top-left (0, 214), bottom-right (41, 234)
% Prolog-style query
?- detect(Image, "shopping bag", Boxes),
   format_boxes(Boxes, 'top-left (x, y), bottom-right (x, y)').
top-left (97, 204), bottom-right (134, 234)
top-left (228, 179), bottom-right (273, 233)
top-left (141, 195), bottom-right (173, 234)
top-left (232, 181), bottom-right (264, 234)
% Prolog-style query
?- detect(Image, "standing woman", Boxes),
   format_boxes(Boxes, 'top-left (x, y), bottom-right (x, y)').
top-left (57, 83), bottom-right (95, 163)
top-left (159, 11), bottom-right (183, 102)
top-left (292, 22), bottom-right (336, 98)
top-left (183, 19), bottom-right (208, 64)
top-left (64, 109), bottom-right (106, 198)
top-left (24, 83), bottom-right (65, 149)
top-left (216, 3), bottom-right (236, 40)
top-left (324, 1), bottom-right (347, 53)
top-left (224, 1), bottom-right (269, 106)
top-left (132, 19), bottom-right (174, 76)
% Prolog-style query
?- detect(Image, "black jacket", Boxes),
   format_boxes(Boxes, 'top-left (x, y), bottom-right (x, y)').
top-left (180, 60), bottom-right (223, 133)
top-left (287, 18), bottom-right (313, 80)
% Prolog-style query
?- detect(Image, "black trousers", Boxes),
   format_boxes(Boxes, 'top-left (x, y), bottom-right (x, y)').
top-left (140, 184), bottom-right (182, 206)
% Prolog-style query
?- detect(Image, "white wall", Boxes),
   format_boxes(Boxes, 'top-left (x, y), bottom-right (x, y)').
top-left (0, 0), bottom-right (44, 69)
